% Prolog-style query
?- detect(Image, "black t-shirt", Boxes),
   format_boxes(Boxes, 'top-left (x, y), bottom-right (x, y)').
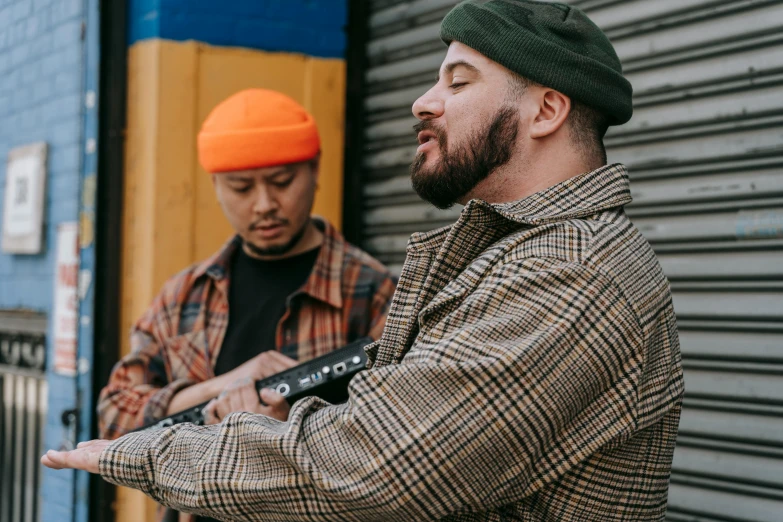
top-left (196, 244), bottom-right (319, 522)
top-left (214, 244), bottom-right (321, 374)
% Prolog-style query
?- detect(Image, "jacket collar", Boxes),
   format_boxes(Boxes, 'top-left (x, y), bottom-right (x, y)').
top-left (406, 163), bottom-right (632, 254)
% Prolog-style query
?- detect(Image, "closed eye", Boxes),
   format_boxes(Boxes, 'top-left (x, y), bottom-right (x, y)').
top-left (449, 82), bottom-right (467, 90)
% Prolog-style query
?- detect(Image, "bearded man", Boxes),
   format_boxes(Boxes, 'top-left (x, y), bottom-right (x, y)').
top-left (44, 2), bottom-right (684, 520)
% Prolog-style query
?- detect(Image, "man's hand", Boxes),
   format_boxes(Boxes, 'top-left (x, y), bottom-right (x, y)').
top-left (230, 350), bottom-right (298, 382)
top-left (166, 350), bottom-right (298, 416)
top-left (203, 379), bottom-right (290, 424)
top-left (41, 439), bottom-right (111, 474)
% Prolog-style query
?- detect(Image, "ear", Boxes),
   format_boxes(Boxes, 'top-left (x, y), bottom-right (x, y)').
top-left (530, 89), bottom-right (571, 139)
top-left (310, 153), bottom-right (321, 184)
top-left (211, 174), bottom-right (223, 202)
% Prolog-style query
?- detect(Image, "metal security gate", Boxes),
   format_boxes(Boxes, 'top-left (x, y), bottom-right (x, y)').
top-left (356, 0), bottom-right (783, 520)
top-left (0, 312), bottom-right (48, 522)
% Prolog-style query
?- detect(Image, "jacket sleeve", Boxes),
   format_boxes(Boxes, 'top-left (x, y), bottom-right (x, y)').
top-left (98, 260), bottom-right (657, 521)
top-left (97, 282), bottom-right (196, 440)
top-left (366, 272), bottom-right (397, 341)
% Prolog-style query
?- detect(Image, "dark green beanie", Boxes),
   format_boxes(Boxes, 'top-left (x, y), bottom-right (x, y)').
top-left (440, 0), bottom-right (633, 125)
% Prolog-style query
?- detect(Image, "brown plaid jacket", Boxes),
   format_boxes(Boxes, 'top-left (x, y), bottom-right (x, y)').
top-left (100, 164), bottom-right (684, 521)
top-left (97, 218), bottom-right (396, 440)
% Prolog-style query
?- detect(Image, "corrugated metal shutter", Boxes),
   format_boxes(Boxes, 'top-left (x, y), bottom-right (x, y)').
top-left (359, 1), bottom-right (783, 520)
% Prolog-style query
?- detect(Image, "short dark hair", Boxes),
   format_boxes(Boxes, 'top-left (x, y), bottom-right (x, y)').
top-left (568, 101), bottom-right (609, 165)
top-left (506, 73), bottom-right (608, 165)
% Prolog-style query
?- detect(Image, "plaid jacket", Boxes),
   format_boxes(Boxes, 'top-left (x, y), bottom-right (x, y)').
top-left (97, 218), bottom-right (396, 440)
top-left (100, 164), bottom-right (684, 521)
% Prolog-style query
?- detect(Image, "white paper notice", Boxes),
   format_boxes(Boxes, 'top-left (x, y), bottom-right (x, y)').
top-left (53, 222), bottom-right (79, 376)
top-left (3, 156), bottom-right (39, 237)
top-left (2, 142), bottom-right (47, 254)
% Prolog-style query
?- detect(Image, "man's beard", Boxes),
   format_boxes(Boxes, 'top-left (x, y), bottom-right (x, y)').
top-left (410, 105), bottom-right (519, 209)
top-left (245, 219), bottom-right (309, 257)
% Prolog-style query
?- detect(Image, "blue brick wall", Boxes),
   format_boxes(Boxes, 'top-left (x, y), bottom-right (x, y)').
top-left (0, 0), bottom-right (84, 310)
top-left (129, 0), bottom-right (348, 58)
top-left (0, 0), bottom-right (87, 520)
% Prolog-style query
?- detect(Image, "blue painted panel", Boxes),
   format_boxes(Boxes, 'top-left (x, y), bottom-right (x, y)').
top-left (161, 12), bottom-right (238, 47)
top-left (128, 0), bottom-right (348, 58)
top-left (73, 0), bottom-right (101, 518)
top-left (162, 0), bottom-right (348, 26)
top-left (232, 20), bottom-right (345, 58)
top-left (127, 0), bottom-right (162, 45)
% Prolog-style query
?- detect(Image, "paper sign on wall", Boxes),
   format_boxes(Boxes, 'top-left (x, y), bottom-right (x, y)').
top-left (2, 143), bottom-right (48, 254)
top-left (53, 222), bottom-right (79, 376)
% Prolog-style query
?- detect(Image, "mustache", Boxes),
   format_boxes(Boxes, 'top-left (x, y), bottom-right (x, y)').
top-left (249, 217), bottom-right (289, 230)
top-left (413, 120), bottom-right (447, 147)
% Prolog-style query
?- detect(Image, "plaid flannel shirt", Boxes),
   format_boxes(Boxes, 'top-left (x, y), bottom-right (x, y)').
top-left (99, 164), bottom-right (684, 521)
top-left (97, 218), bottom-right (396, 439)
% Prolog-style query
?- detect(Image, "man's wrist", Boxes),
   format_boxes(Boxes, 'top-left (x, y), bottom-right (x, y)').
top-left (99, 431), bottom-right (157, 495)
top-left (165, 377), bottom-right (225, 415)
top-left (212, 370), bottom-right (237, 393)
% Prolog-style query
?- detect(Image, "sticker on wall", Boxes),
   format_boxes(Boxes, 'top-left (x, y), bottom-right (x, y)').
top-left (736, 209), bottom-right (783, 240)
top-left (52, 222), bottom-right (79, 376)
top-left (2, 143), bottom-right (48, 254)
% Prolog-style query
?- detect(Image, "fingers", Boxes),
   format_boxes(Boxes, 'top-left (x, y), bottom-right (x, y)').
top-left (213, 397), bottom-right (229, 424)
top-left (41, 452), bottom-right (65, 469)
top-left (259, 389), bottom-right (291, 421)
top-left (41, 444), bottom-right (103, 474)
top-left (207, 380), bottom-right (266, 424)
top-left (224, 386), bottom-right (239, 412)
top-left (203, 399), bottom-right (220, 425)
top-left (77, 439), bottom-right (105, 449)
top-left (251, 351), bottom-right (299, 378)
top-left (205, 388), bottom-right (290, 423)
top-left (237, 382), bottom-right (261, 410)
top-left (260, 388), bottom-right (286, 407)
top-left (232, 351), bottom-right (299, 383)
top-left (264, 351), bottom-right (299, 370)
top-left (49, 449), bottom-right (83, 470)
top-left (212, 397), bottom-right (228, 423)
top-left (225, 381), bottom-right (255, 412)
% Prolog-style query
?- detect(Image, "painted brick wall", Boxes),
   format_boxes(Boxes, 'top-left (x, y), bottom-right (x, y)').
top-left (129, 0), bottom-right (348, 58)
top-left (0, 0), bottom-right (86, 520)
top-left (0, 0), bottom-right (83, 309)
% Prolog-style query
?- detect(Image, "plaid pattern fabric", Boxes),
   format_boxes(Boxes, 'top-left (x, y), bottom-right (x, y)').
top-left (100, 164), bottom-right (684, 521)
top-left (97, 218), bottom-right (396, 439)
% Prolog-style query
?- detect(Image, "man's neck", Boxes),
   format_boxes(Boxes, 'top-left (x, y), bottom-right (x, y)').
top-left (465, 149), bottom-right (602, 204)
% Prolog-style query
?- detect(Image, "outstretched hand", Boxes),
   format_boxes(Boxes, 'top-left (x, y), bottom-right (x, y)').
top-left (41, 439), bottom-right (111, 474)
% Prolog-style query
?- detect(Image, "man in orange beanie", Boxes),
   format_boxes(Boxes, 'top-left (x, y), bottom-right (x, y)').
top-left (94, 89), bottom-right (396, 522)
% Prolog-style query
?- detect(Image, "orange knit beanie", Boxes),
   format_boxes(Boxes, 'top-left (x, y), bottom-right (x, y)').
top-left (198, 89), bottom-right (321, 173)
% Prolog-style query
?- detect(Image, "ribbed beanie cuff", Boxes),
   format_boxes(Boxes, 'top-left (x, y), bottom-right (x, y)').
top-left (198, 89), bottom-right (321, 173)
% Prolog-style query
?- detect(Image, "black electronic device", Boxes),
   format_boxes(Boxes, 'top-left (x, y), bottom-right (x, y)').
top-left (133, 337), bottom-right (372, 432)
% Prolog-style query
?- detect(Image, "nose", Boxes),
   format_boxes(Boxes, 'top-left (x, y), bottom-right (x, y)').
top-left (252, 185), bottom-right (278, 215)
top-left (412, 86), bottom-right (444, 120)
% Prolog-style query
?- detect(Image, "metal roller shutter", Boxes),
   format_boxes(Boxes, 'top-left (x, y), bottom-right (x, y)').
top-left (358, 0), bottom-right (783, 520)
